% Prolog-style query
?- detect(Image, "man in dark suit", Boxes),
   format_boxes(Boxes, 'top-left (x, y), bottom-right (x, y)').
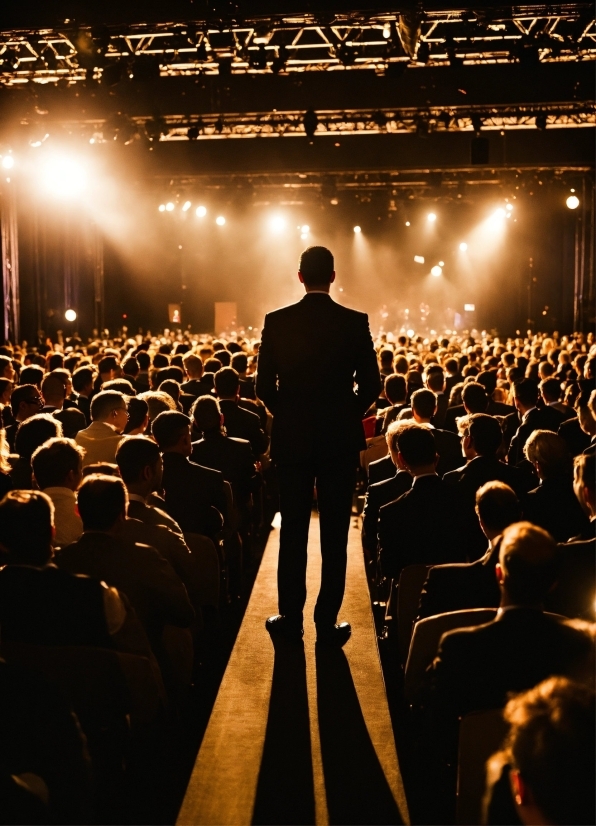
top-left (443, 381), bottom-right (488, 434)
top-left (181, 353), bottom-right (213, 398)
top-left (507, 378), bottom-right (565, 466)
top-left (377, 374), bottom-right (408, 435)
top-left (417, 481), bottom-right (521, 620)
top-left (539, 377), bottom-right (576, 421)
top-left (426, 367), bottom-right (448, 429)
top-left (214, 367), bottom-right (269, 460)
top-left (378, 423), bottom-right (463, 579)
top-left (367, 452), bottom-right (395, 485)
top-left (256, 246), bottom-right (380, 644)
top-left (409, 389), bottom-right (461, 476)
top-left (443, 358), bottom-right (462, 397)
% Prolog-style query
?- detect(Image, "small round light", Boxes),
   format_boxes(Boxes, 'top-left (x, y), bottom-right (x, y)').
top-left (165, 202), bottom-right (175, 212)
top-left (301, 225), bottom-right (310, 234)
top-left (216, 215), bottom-right (226, 226)
top-left (506, 203), bottom-right (513, 211)
top-left (1, 156), bottom-right (15, 170)
top-left (65, 309), bottom-right (77, 322)
top-left (405, 221), bottom-right (410, 226)
top-left (353, 225), bottom-right (362, 233)
top-left (431, 265), bottom-right (442, 277)
top-left (407, 329), bottom-right (415, 338)
top-left (158, 204), bottom-right (166, 212)
top-left (427, 212), bottom-right (437, 223)
top-left (300, 233), bottom-right (308, 240)
top-left (438, 260), bottom-right (445, 267)
top-left (383, 23), bottom-right (391, 38)
top-left (459, 242), bottom-right (468, 251)
top-left (196, 205), bottom-right (207, 217)
top-left (566, 195), bottom-right (580, 210)
top-left (182, 200), bottom-right (191, 212)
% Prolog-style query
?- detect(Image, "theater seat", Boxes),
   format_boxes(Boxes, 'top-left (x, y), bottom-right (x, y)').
top-left (397, 564), bottom-right (432, 663)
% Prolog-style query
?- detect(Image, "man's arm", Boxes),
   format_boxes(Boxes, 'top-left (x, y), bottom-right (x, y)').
top-left (255, 314), bottom-right (278, 414)
top-left (354, 314), bottom-right (381, 416)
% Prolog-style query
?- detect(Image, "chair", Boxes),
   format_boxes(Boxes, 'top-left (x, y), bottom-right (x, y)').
top-left (396, 564), bottom-right (431, 663)
top-left (456, 708), bottom-right (508, 825)
top-left (183, 532), bottom-right (220, 610)
top-left (404, 609), bottom-right (497, 703)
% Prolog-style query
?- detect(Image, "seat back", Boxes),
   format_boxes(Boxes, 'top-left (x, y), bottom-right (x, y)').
top-left (397, 565), bottom-right (432, 662)
top-left (456, 709), bottom-right (508, 825)
top-left (404, 609), bottom-right (497, 703)
top-left (183, 532), bottom-right (220, 610)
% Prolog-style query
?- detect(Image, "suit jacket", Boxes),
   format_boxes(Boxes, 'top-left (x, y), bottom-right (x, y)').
top-left (368, 454), bottom-right (395, 486)
top-left (378, 475), bottom-right (464, 578)
top-left (558, 416), bottom-right (592, 457)
top-left (239, 376), bottom-right (256, 400)
top-left (549, 401), bottom-right (576, 421)
top-left (127, 496), bottom-right (183, 535)
top-left (181, 377), bottom-right (213, 397)
top-left (191, 433), bottom-right (256, 509)
top-left (76, 395), bottom-right (91, 426)
top-left (361, 470), bottom-right (412, 555)
top-left (256, 292), bottom-right (380, 464)
top-left (508, 407), bottom-right (566, 466)
top-left (431, 393), bottom-right (448, 429)
top-left (432, 427), bottom-right (463, 476)
top-left (380, 403), bottom-right (408, 434)
top-left (160, 451), bottom-right (228, 538)
top-left (218, 399), bottom-right (269, 459)
top-left (523, 475), bottom-right (590, 543)
top-left (443, 404), bottom-right (466, 434)
top-left (547, 523), bottom-right (596, 620)
top-left (75, 421), bottom-right (123, 467)
top-left (444, 373), bottom-right (462, 396)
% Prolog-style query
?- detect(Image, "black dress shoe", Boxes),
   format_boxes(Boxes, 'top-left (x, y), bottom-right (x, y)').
top-left (316, 621), bottom-right (352, 647)
top-left (265, 615), bottom-right (304, 642)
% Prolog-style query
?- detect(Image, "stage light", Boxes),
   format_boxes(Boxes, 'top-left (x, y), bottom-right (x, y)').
top-left (42, 157), bottom-right (87, 198)
top-left (405, 221), bottom-right (410, 226)
top-left (301, 234), bottom-right (308, 240)
top-left (1, 155), bottom-right (14, 170)
top-left (196, 205), bottom-right (207, 217)
top-left (566, 195), bottom-right (580, 210)
top-left (459, 242), bottom-right (468, 251)
top-left (427, 212), bottom-right (437, 223)
top-left (431, 265), bottom-right (442, 277)
top-left (64, 309), bottom-right (77, 322)
top-left (182, 201), bottom-right (191, 212)
top-left (158, 204), bottom-right (166, 212)
top-left (216, 216), bottom-right (226, 226)
top-left (407, 329), bottom-right (415, 338)
top-left (269, 215), bottom-right (286, 233)
top-left (494, 208), bottom-right (506, 219)
top-left (301, 225), bottom-right (310, 234)
top-left (414, 255), bottom-right (425, 264)
top-left (464, 304), bottom-right (475, 312)
top-left (438, 260), bottom-right (445, 267)
top-left (353, 225), bottom-right (362, 233)
top-left (165, 202), bottom-right (175, 211)
top-left (383, 23), bottom-right (391, 39)
top-left (506, 203), bottom-right (513, 212)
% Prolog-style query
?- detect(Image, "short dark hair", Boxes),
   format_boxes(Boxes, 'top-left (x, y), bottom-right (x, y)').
top-left (379, 348), bottom-right (394, 366)
top-left (214, 367), bottom-right (240, 398)
top-left (411, 388), bottom-right (437, 420)
top-left (426, 369), bottom-right (445, 393)
top-left (90, 390), bottom-right (126, 422)
top-left (384, 374), bottom-right (407, 405)
top-left (31, 437), bottom-right (84, 489)
top-left (299, 246), bottom-right (334, 287)
top-left (102, 379), bottom-right (135, 396)
top-left (540, 377), bottom-right (562, 402)
top-left (499, 522), bottom-right (557, 603)
top-left (98, 355), bottom-right (118, 375)
top-left (122, 357), bottom-right (139, 377)
top-left (123, 397), bottom-right (149, 434)
top-left (10, 384), bottom-right (40, 418)
top-left (158, 379), bottom-right (181, 404)
top-left (19, 365), bottom-right (44, 388)
top-left (468, 413), bottom-right (503, 456)
top-left (231, 352), bottom-right (248, 373)
top-left (476, 370), bottom-right (497, 396)
top-left (192, 395), bottom-right (222, 432)
top-left (137, 351), bottom-right (151, 371)
top-left (41, 373), bottom-right (66, 402)
top-left (462, 382), bottom-right (489, 413)
top-left (72, 366), bottom-right (95, 393)
top-left (475, 481), bottom-right (521, 533)
top-left (0, 490), bottom-right (53, 566)
top-left (204, 358), bottom-right (223, 374)
top-left (115, 435), bottom-right (161, 485)
top-left (396, 422), bottom-right (436, 467)
top-left (14, 413), bottom-right (62, 460)
top-left (513, 377), bottom-right (539, 407)
top-left (76, 474), bottom-right (127, 531)
top-left (151, 410), bottom-right (190, 450)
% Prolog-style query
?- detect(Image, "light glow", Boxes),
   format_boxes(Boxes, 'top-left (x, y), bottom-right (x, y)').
top-left (196, 205), bottom-right (207, 217)
top-left (353, 225), bottom-right (362, 233)
top-left (182, 201), bottom-right (191, 211)
top-left (165, 202), bottom-right (175, 212)
top-left (383, 23), bottom-right (391, 38)
top-left (158, 204), bottom-right (166, 212)
top-left (464, 304), bottom-right (475, 312)
top-left (506, 203), bottom-right (513, 211)
top-left (269, 215), bottom-right (286, 233)
top-left (1, 156), bottom-right (15, 170)
top-left (216, 215), bottom-right (226, 226)
top-left (64, 309), bottom-right (77, 322)
top-left (566, 195), bottom-right (580, 210)
top-left (431, 265), bottom-right (442, 277)
top-left (427, 212), bottom-right (437, 223)
top-left (301, 225), bottom-right (310, 234)
top-left (459, 242), bottom-right (468, 251)
top-left (414, 255), bottom-right (425, 264)
top-left (42, 156), bottom-right (87, 198)
top-left (438, 260), bottom-right (445, 267)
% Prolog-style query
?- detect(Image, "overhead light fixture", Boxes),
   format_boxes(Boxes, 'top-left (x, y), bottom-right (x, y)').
top-left (459, 242), bottom-right (468, 251)
top-left (427, 212), bottom-right (437, 223)
top-left (414, 255), bottom-right (425, 264)
top-left (566, 195), bottom-right (579, 210)
top-left (405, 221), bottom-right (410, 226)
top-left (431, 265), bottom-right (442, 277)
top-left (158, 204), bottom-right (166, 212)
top-left (269, 215), bottom-right (286, 233)
top-left (182, 201), bottom-right (191, 211)
top-left (303, 110), bottom-right (319, 142)
top-left (382, 23), bottom-right (391, 39)
top-left (464, 304), bottom-right (475, 312)
top-left (216, 215), bottom-right (226, 225)
top-left (535, 113), bottom-right (547, 130)
top-left (165, 202), bottom-right (175, 211)
top-left (196, 205), bottom-right (207, 217)
top-left (64, 309), bottom-right (77, 322)
top-left (1, 155), bottom-right (14, 170)
top-left (353, 225), bottom-right (362, 234)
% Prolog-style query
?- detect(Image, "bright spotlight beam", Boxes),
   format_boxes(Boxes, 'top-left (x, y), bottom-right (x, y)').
top-left (353, 225), bottom-right (362, 233)
top-left (427, 212), bottom-right (437, 223)
top-left (459, 242), bottom-right (468, 251)
top-left (216, 215), bottom-right (226, 226)
top-left (301, 225), bottom-right (310, 234)
top-left (165, 202), bottom-right (175, 212)
top-left (42, 156), bottom-right (87, 198)
top-left (431, 265), bottom-right (442, 277)
top-left (196, 205), bottom-right (207, 217)
top-left (64, 309), bottom-right (77, 322)
top-left (182, 201), bottom-right (191, 212)
top-left (566, 195), bottom-right (580, 210)
top-left (269, 215), bottom-right (286, 233)
top-left (1, 155), bottom-right (14, 170)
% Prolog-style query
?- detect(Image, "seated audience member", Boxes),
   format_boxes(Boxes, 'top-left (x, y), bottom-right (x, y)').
top-left (31, 438), bottom-right (84, 547)
top-left (121, 357), bottom-right (142, 392)
top-left (40, 373), bottom-right (67, 414)
top-left (71, 365), bottom-right (95, 425)
top-left (546, 452), bottom-right (596, 619)
top-left (409, 388), bottom-right (461, 475)
top-left (523, 430), bottom-right (589, 542)
top-left (93, 355), bottom-right (119, 393)
top-left (102, 378), bottom-right (136, 396)
top-left (135, 350), bottom-right (151, 390)
top-left (361, 421), bottom-right (412, 559)
top-left (367, 451), bottom-right (396, 486)
top-left (12, 414), bottom-right (62, 488)
top-left (557, 387), bottom-right (593, 457)
top-left (5, 384), bottom-right (43, 451)
top-left (378, 423), bottom-right (462, 579)
top-left (443, 381), bottom-right (489, 433)
top-left (75, 390), bottom-right (128, 466)
top-left (56, 475), bottom-right (193, 649)
top-left (158, 379), bottom-right (182, 410)
top-left (151, 410), bottom-right (229, 540)
top-left (214, 367), bottom-right (269, 459)
top-left (444, 358), bottom-right (462, 395)
top-left (539, 377), bottom-right (575, 421)
top-left (426, 522), bottom-right (593, 737)
top-left (231, 352), bottom-right (256, 400)
top-left (19, 364), bottom-right (44, 389)
top-left (485, 678), bottom-right (595, 826)
top-left (425, 367), bottom-right (448, 428)
top-left (378, 374), bottom-right (408, 434)
top-left (378, 347), bottom-right (394, 377)
top-left (507, 378), bottom-right (565, 466)
top-left (137, 390), bottom-right (176, 432)
top-left (181, 353), bottom-right (211, 397)
top-left (0, 490), bottom-right (125, 649)
top-left (0, 355), bottom-right (15, 382)
top-left (123, 396), bottom-right (149, 435)
top-left (417, 481), bottom-right (521, 620)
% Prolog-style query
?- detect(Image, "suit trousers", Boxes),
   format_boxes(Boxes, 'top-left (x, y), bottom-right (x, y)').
top-left (276, 458), bottom-right (356, 628)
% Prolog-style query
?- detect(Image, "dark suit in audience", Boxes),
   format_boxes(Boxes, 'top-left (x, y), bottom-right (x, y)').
top-left (558, 416), bottom-right (592, 457)
top-left (432, 427), bottom-right (463, 476)
top-left (443, 403), bottom-right (465, 434)
top-left (368, 453), bottom-right (395, 485)
top-left (546, 523), bottom-right (596, 620)
top-left (181, 377), bottom-right (213, 397)
top-left (431, 392), bottom-right (448, 429)
top-left (219, 399), bottom-right (269, 459)
top-left (191, 433), bottom-right (255, 511)
top-left (161, 452), bottom-right (228, 539)
top-left (523, 475), bottom-right (590, 542)
top-left (361, 469), bottom-right (412, 557)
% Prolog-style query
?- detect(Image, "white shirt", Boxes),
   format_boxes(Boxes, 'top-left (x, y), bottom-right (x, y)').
top-left (44, 487), bottom-right (83, 548)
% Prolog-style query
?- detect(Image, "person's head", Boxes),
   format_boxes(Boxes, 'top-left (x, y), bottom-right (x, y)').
top-left (475, 481), bottom-right (521, 540)
top-left (98, 355), bottom-right (119, 381)
top-left (573, 452), bottom-right (595, 519)
top-left (121, 357), bottom-right (139, 378)
top-left (504, 677), bottom-right (595, 826)
top-left (102, 378), bottom-right (135, 396)
top-left (497, 522), bottom-right (557, 607)
top-left (158, 379), bottom-right (181, 407)
top-left (76, 474), bottom-right (127, 532)
top-left (0, 490), bottom-right (54, 566)
top-left (123, 397), bottom-right (149, 435)
top-left (90, 390), bottom-right (128, 433)
top-left (19, 364), bottom-right (44, 388)
top-left (47, 353), bottom-right (64, 372)
top-left (50, 368), bottom-right (73, 398)
top-left (425, 368), bottom-right (445, 393)
top-left (379, 348), bottom-right (394, 369)
top-left (182, 353), bottom-right (204, 379)
top-left (14, 413), bottom-right (62, 461)
top-left (462, 382), bottom-right (489, 414)
top-left (31, 437), bottom-right (84, 491)
top-left (444, 357), bottom-right (459, 377)
top-left (72, 365), bottom-right (95, 397)
top-left (137, 351), bottom-right (150, 371)
top-left (298, 246), bottom-right (335, 290)
top-left (0, 355), bottom-right (15, 381)
top-left (513, 378), bottom-right (539, 413)
top-left (192, 395), bottom-right (223, 434)
top-left (10, 383), bottom-right (43, 423)
top-left (524, 430), bottom-right (570, 481)
top-left (384, 374), bottom-right (407, 406)
top-left (152, 410), bottom-right (192, 455)
top-left (394, 355), bottom-right (408, 375)
top-left (203, 357), bottom-right (222, 375)
top-left (116, 435), bottom-right (163, 494)
top-left (465, 413), bottom-right (503, 458)
top-left (410, 388), bottom-right (437, 422)
top-left (214, 367), bottom-right (240, 400)
top-left (394, 422), bottom-right (437, 474)
top-left (0, 378), bottom-right (13, 406)
top-left (41, 373), bottom-right (66, 409)
top-left (231, 352), bottom-right (248, 375)
top-left (539, 377), bottom-right (562, 404)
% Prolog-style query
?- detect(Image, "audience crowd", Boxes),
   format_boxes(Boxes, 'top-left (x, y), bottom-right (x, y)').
top-left (0, 325), bottom-right (593, 824)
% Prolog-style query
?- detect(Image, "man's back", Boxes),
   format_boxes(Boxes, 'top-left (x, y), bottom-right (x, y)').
top-left (523, 475), bottom-right (590, 542)
top-left (361, 470), bottom-right (412, 556)
top-left (191, 434), bottom-right (255, 506)
top-left (161, 451), bottom-right (227, 537)
top-left (218, 400), bottom-right (268, 459)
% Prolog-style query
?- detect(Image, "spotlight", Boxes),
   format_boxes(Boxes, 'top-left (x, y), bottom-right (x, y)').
top-left (196, 205), bottom-right (207, 217)
top-left (64, 309), bottom-right (77, 322)
top-left (271, 45), bottom-right (288, 74)
top-left (165, 202), bottom-right (175, 211)
top-left (353, 225), bottom-right (362, 234)
top-left (427, 212), bottom-right (437, 223)
top-left (382, 23), bottom-right (391, 39)
top-left (407, 329), bottom-right (415, 338)
top-left (300, 233), bottom-right (308, 240)
top-left (158, 204), bottom-right (166, 212)
top-left (506, 203), bottom-right (513, 212)
top-left (182, 201), bottom-right (191, 211)
top-left (42, 157), bottom-right (86, 198)
top-left (1, 155), bottom-right (14, 170)
top-left (301, 225), bottom-right (310, 234)
top-left (494, 208), bottom-right (506, 219)
top-left (269, 215), bottom-right (286, 233)
top-left (414, 255), bottom-right (425, 264)
top-left (187, 125), bottom-right (200, 140)
top-left (216, 216), bottom-right (226, 226)
top-left (566, 195), bottom-right (580, 210)
top-left (431, 265), bottom-right (442, 277)
top-left (464, 304), bottom-right (475, 312)
top-left (405, 221), bottom-right (411, 226)
top-left (438, 260), bottom-right (445, 267)
top-left (459, 242), bottom-right (468, 251)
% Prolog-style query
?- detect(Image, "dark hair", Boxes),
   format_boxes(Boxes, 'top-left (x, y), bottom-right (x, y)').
top-left (476, 370), bottom-right (497, 396)
top-left (384, 374), bottom-right (407, 405)
top-left (72, 366), bottom-right (95, 393)
top-left (406, 370), bottom-right (424, 398)
top-left (575, 451), bottom-right (595, 495)
top-left (158, 379), bottom-right (181, 405)
top-left (137, 351), bottom-right (151, 371)
top-left (299, 246), bottom-right (334, 287)
top-left (102, 379), bottom-right (135, 396)
top-left (231, 352), bottom-right (248, 373)
top-left (48, 353), bottom-right (64, 372)
top-left (410, 388), bottom-right (437, 420)
top-left (98, 355), bottom-right (119, 375)
top-left (461, 382), bottom-right (489, 413)
top-left (122, 357), bottom-right (139, 377)
top-left (14, 413), bottom-right (62, 461)
top-left (116, 435), bottom-right (160, 485)
top-left (90, 390), bottom-right (126, 422)
top-left (204, 358), bottom-right (223, 374)
top-left (499, 522), bottom-right (557, 603)
top-left (152, 353), bottom-right (169, 369)
top-left (426, 369), bottom-right (444, 393)
top-left (10, 384), bottom-right (40, 418)
top-left (19, 365), bottom-right (44, 388)
top-left (396, 422), bottom-right (436, 467)
top-left (468, 413), bottom-right (503, 456)
top-left (214, 367), bottom-right (240, 398)
top-left (513, 377), bottom-right (539, 407)
top-left (0, 490), bottom-right (53, 566)
top-left (77, 474), bottom-right (127, 531)
top-left (82, 463), bottom-right (119, 477)
top-left (444, 357), bottom-right (459, 375)
top-left (540, 377), bottom-right (562, 402)
top-left (379, 348), bottom-right (394, 366)
top-left (216, 350), bottom-right (231, 367)
top-left (192, 395), bottom-right (222, 432)
top-left (31, 437), bottom-right (84, 489)
top-left (123, 397), bottom-right (149, 433)
top-left (475, 481), bottom-right (521, 532)
top-left (41, 373), bottom-right (66, 403)
top-left (151, 410), bottom-right (190, 450)
top-left (394, 355), bottom-right (408, 375)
